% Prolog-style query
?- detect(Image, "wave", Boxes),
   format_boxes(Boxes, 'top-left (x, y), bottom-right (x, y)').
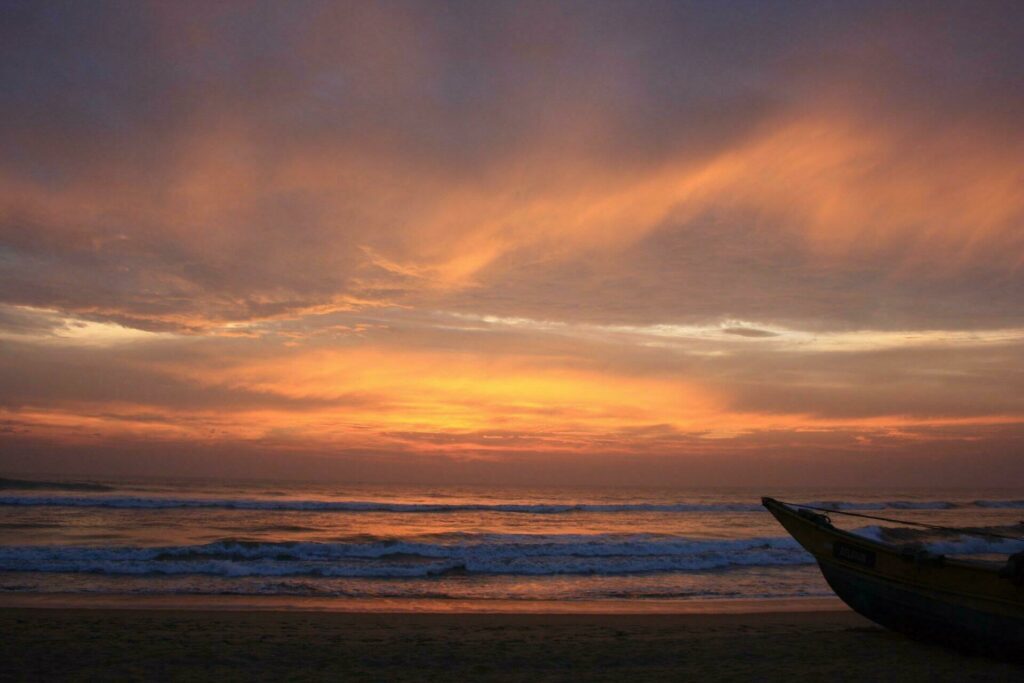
top-left (853, 525), bottom-right (1024, 556)
top-left (0, 495), bottom-right (1011, 513)
top-left (0, 478), bottom-right (115, 492)
top-left (4, 525), bottom-right (1021, 582)
top-left (973, 500), bottom-right (1024, 509)
top-left (8, 524), bottom-right (1020, 580)
top-left (0, 533), bottom-right (812, 578)
top-left (0, 495), bottom-right (763, 512)
top-left (798, 500), bottom-right (958, 511)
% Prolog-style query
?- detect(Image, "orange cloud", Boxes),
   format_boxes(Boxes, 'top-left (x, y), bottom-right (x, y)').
top-left (165, 347), bottom-right (725, 439)
top-left (276, 108), bottom-right (1024, 294)
top-left (5, 337), bottom-right (1019, 462)
top-left (5, 96), bottom-right (1020, 334)
top-left (680, 115), bottom-right (1024, 265)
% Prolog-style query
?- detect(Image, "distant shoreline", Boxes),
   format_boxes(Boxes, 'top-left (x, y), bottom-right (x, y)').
top-left (0, 593), bottom-right (845, 614)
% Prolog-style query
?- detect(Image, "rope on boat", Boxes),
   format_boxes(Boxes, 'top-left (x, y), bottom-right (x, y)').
top-left (780, 501), bottom-right (1024, 543)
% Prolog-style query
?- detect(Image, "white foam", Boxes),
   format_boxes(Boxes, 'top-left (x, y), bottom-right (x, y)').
top-left (851, 525), bottom-right (1024, 556)
top-left (0, 533), bottom-right (812, 577)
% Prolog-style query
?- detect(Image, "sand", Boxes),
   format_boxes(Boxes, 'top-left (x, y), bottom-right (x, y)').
top-left (2, 600), bottom-right (1022, 681)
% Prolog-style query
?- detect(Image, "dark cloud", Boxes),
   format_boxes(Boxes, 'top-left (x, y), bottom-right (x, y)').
top-left (714, 345), bottom-right (1024, 420)
top-left (722, 328), bottom-right (779, 338)
top-left (3, 1), bottom-right (1020, 331)
top-left (5, 419), bottom-right (1024, 488)
top-left (0, 338), bottom-right (384, 413)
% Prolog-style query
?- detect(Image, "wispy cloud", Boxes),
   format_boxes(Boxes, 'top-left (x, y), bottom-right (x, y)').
top-left (2, 1), bottom-right (1023, 483)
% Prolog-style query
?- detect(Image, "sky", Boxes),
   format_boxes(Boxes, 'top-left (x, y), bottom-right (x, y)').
top-left (2, 1), bottom-right (1023, 487)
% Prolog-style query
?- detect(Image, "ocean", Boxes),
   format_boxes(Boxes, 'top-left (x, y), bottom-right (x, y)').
top-left (2, 478), bottom-right (1024, 604)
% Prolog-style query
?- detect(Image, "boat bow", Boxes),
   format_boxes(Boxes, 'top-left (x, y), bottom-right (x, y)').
top-left (763, 496), bottom-right (1024, 656)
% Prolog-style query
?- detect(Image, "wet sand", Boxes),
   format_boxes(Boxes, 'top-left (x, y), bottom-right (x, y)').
top-left (2, 600), bottom-right (1023, 681)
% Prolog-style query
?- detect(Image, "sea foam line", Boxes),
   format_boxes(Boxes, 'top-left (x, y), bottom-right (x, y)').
top-left (0, 534), bottom-right (810, 577)
top-left (2, 527), bottom-right (1019, 578)
top-left (0, 496), bottom-right (1009, 513)
top-left (4, 527), bottom-right (1019, 579)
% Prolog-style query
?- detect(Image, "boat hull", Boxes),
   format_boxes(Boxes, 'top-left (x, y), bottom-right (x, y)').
top-left (762, 497), bottom-right (1024, 657)
top-left (819, 559), bottom-right (1024, 655)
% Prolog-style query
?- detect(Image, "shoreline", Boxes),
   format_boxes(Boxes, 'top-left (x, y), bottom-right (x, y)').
top-left (0, 592), bottom-right (845, 614)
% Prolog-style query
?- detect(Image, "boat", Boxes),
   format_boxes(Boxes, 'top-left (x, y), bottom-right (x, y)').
top-left (762, 496), bottom-right (1024, 656)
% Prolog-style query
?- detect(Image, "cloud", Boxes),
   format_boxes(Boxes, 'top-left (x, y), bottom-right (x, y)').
top-left (722, 328), bottom-right (779, 339)
top-left (2, 1), bottom-right (1024, 483)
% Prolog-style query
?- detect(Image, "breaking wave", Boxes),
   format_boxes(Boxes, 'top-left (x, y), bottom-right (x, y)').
top-left (973, 500), bottom-right (1024, 509)
top-left (854, 525), bottom-right (1024, 555)
top-left (0, 478), bottom-right (115, 492)
top-left (0, 533), bottom-right (811, 578)
top-left (7, 524), bottom-right (1021, 580)
top-left (799, 500), bottom-right (958, 511)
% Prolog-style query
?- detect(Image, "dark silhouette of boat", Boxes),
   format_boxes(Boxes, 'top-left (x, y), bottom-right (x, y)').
top-left (763, 496), bottom-right (1024, 656)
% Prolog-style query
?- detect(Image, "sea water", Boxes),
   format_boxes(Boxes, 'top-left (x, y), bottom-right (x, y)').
top-left (2, 478), bottom-right (1023, 603)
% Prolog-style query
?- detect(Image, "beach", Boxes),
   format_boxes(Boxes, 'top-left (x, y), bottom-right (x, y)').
top-left (2, 599), bottom-right (1021, 681)
top-left (6, 0), bottom-right (1024, 678)
top-left (4, 481), bottom-right (1024, 680)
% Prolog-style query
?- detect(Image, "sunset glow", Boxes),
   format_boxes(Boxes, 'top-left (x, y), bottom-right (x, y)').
top-left (2, 1), bottom-right (1023, 485)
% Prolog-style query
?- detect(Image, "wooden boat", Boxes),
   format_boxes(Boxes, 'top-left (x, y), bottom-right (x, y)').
top-left (762, 496), bottom-right (1024, 656)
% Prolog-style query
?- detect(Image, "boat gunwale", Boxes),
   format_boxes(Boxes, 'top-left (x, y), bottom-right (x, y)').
top-left (763, 497), bottom-right (1009, 569)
